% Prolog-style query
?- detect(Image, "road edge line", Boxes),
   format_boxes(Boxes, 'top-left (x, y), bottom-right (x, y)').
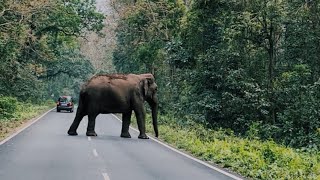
top-left (111, 114), bottom-right (243, 180)
top-left (0, 108), bottom-right (55, 146)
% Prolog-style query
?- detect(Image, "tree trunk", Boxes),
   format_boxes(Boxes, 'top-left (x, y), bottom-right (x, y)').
top-left (268, 20), bottom-right (276, 124)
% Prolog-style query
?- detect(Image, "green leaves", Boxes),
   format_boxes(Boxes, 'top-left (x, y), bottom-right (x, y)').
top-left (114, 0), bottom-right (320, 150)
top-left (0, 0), bottom-right (104, 101)
top-left (110, 0), bottom-right (320, 178)
top-left (0, 96), bottom-right (18, 120)
top-left (113, 0), bottom-right (184, 73)
top-left (44, 0), bottom-right (103, 36)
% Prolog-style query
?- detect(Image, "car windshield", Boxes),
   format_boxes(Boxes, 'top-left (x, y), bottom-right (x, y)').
top-left (59, 96), bottom-right (71, 103)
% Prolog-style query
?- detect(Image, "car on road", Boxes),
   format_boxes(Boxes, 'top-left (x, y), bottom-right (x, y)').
top-left (56, 96), bottom-right (74, 112)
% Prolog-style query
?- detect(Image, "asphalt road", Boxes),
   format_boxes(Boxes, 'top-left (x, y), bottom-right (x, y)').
top-left (0, 109), bottom-right (241, 180)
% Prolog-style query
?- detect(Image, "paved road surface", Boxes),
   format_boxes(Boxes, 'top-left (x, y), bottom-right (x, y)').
top-left (0, 109), bottom-right (240, 180)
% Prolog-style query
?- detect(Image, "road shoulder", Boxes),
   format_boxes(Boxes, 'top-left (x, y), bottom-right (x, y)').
top-left (0, 107), bottom-right (55, 145)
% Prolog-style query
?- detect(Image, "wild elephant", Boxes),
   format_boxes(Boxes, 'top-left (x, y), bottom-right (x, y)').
top-left (67, 73), bottom-right (158, 139)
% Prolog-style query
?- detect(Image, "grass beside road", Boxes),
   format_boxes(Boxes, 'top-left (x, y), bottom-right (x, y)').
top-left (0, 100), bottom-right (54, 141)
top-left (137, 114), bottom-right (320, 180)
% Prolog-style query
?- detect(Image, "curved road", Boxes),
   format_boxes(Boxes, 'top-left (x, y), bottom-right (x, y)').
top-left (0, 109), bottom-right (242, 180)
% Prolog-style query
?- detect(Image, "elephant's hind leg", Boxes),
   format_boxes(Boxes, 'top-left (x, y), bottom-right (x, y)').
top-left (86, 113), bottom-right (98, 136)
top-left (68, 112), bottom-right (85, 136)
top-left (120, 111), bottom-right (132, 138)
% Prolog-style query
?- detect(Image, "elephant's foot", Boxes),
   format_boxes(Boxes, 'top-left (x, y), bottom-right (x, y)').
top-left (138, 134), bottom-right (149, 139)
top-left (68, 130), bottom-right (78, 136)
top-left (86, 131), bottom-right (97, 136)
top-left (120, 132), bottom-right (131, 138)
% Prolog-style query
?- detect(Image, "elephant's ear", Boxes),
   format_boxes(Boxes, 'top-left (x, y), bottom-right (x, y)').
top-left (140, 74), bottom-right (154, 96)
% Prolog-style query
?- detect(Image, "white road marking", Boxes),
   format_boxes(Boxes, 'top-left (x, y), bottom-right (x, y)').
top-left (111, 114), bottom-right (243, 180)
top-left (0, 108), bottom-right (55, 146)
top-left (88, 137), bottom-right (92, 141)
top-left (102, 173), bottom-right (111, 180)
top-left (93, 149), bottom-right (98, 157)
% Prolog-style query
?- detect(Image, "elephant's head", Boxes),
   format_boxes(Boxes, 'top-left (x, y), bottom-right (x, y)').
top-left (140, 74), bottom-right (158, 138)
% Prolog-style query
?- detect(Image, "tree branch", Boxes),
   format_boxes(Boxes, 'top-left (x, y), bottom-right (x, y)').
top-left (0, 8), bottom-right (9, 17)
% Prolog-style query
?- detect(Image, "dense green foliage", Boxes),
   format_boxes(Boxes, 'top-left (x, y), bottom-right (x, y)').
top-left (113, 0), bottom-right (320, 149)
top-left (0, 0), bottom-right (104, 103)
top-left (0, 0), bottom-right (105, 141)
top-left (0, 96), bottom-right (18, 119)
top-left (1, 0), bottom-right (319, 178)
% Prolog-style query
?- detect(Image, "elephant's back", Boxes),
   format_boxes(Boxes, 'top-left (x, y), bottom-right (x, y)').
top-left (85, 74), bottom-right (139, 88)
top-left (81, 76), bottom-right (138, 113)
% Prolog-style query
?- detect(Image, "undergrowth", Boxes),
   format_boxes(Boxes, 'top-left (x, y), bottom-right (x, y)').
top-left (135, 114), bottom-right (320, 180)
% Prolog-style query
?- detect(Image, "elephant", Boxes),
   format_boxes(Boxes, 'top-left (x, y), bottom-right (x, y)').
top-left (67, 73), bottom-right (158, 139)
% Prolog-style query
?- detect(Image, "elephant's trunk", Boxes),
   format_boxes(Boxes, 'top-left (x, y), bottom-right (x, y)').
top-left (150, 101), bottom-right (158, 138)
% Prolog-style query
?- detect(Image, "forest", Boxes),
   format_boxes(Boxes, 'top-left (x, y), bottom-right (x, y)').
top-left (112, 0), bottom-right (320, 178)
top-left (0, 0), bottom-right (106, 143)
top-left (1, 0), bottom-right (320, 179)
top-left (113, 0), bottom-right (320, 149)
top-left (0, 0), bottom-right (103, 117)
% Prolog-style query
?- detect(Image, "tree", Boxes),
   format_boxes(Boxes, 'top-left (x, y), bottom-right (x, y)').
top-left (0, 0), bottom-right (104, 101)
top-left (113, 0), bottom-right (320, 148)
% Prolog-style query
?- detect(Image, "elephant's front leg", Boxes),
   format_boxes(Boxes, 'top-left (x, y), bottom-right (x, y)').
top-left (134, 108), bottom-right (148, 139)
top-left (120, 111), bottom-right (132, 138)
top-left (86, 113), bottom-right (98, 136)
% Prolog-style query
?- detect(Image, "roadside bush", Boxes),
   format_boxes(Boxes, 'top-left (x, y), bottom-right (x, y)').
top-left (142, 114), bottom-right (320, 179)
top-left (275, 66), bottom-right (320, 148)
top-left (0, 96), bottom-right (18, 120)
